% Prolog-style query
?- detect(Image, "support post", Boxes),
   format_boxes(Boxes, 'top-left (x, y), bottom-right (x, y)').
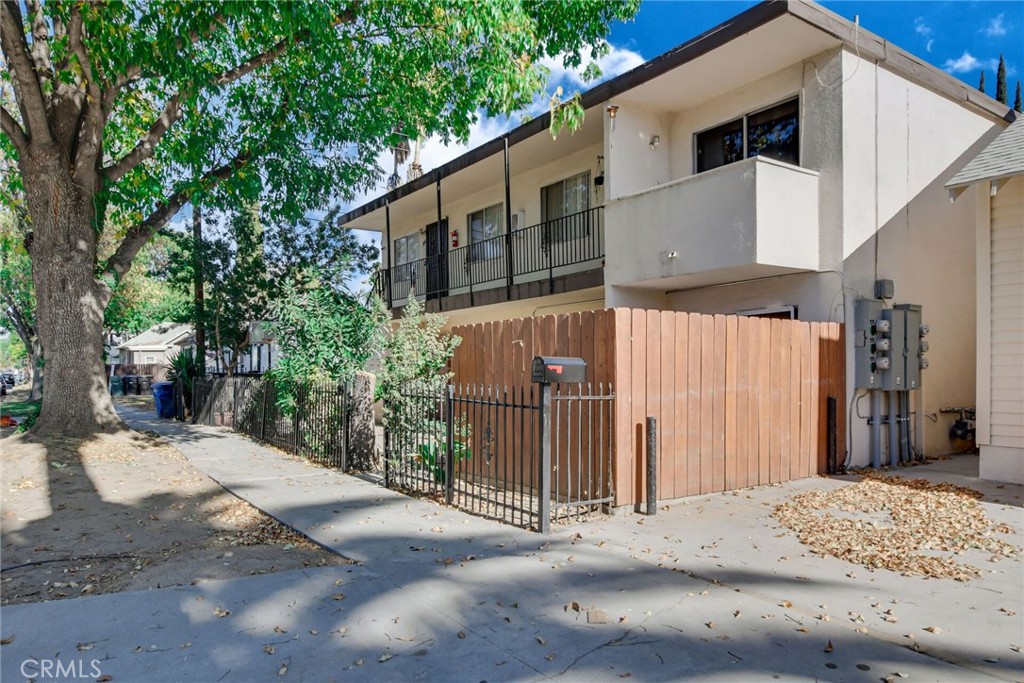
top-left (827, 396), bottom-right (838, 474)
top-left (888, 390), bottom-right (899, 467)
top-left (539, 382), bottom-right (552, 534)
top-left (646, 416), bottom-right (657, 515)
top-left (384, 201), bottom-right (393, 308)
top-left (504, 137), bottom-right (514, 297)
top-left (871, 390), bottom-right (881, 469)
top-left (445, 385), bottom-right (455, 506)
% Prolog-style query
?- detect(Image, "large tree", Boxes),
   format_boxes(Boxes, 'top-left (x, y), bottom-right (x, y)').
top-left (0, 0), bottom-right (637, 436)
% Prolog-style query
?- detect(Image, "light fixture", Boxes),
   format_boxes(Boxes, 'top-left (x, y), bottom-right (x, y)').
top-left (606, 104), bottom-right (619, 119)
top-left (649, 135), bottom-right (661, 149)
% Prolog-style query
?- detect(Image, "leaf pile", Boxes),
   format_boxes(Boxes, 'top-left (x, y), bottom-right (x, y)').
top-left (772, 474), bottom-right (1019, 580)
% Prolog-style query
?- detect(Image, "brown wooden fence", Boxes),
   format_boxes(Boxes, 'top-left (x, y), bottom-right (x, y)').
top-left (448, 308), bottom-right (845, 509)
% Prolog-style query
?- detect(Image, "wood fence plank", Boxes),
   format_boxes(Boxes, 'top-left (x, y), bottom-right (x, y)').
top-left (659, 310), bottom-right (675, 499)
top-left (674, 312), bottom-right (689, 497)
top-left (613, 309), bottom-right (634, 506)
top-left (809, 322), bottom-right (821, 476)
top-left (643, 311), bottom-right (661, 506)
top-left (758, 318), bottom-right (772, 486)
top-left (788, 320), bottom-right (801, 482)
top-left (700, 314), bottom-right (715, 494)
top-left (735, 316), bottom-right (749, 490)
top-left (712, 315), bottom-right (727, 492)
top-left (687, 313), bottom-right (702, 496)
top-left (769, 319), bottom-right (783, 484)
top-left (746, 317), bottom-right (761, 487)
top-left (798, 323), bottom-right (806, 479)
top-left (631, 309), bottom-right (648, 506)
top-left (725, 315), bottom-right (738, 491)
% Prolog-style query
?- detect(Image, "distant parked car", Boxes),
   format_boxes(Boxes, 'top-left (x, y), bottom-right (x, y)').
top-left (0, 373), bottom-right (14, 388)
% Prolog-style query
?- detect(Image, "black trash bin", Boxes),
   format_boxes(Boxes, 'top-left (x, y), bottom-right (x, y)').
top-left (139, 375), bottom-right (152, 394)
top-left (123, 375), bottom-right (138, 395)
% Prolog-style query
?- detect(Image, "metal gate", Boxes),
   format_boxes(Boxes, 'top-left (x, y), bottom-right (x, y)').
top-left (384, 382), bottom-right (614, 532)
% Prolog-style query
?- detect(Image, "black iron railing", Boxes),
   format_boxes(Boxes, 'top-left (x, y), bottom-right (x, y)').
top-left (375, 206), bottom-right (604, 305)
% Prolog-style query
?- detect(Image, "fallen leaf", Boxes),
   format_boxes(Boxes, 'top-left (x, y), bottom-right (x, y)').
top-left (855, 627), bottom-right (869, 634)
top-left (331, 593), bottom-right (345, 601)
top-left (0, 635), bottom-right (13, 645)
top-left (77, 642), bottom-right (95, 651)
top-left (457, 631), bottom-right (466, 640)
top-left (780, 600), bottom-right (793, 608)
top-left (536, 637), bottom-right (546, 646)
top-left (379, 653), bottom-right (393, 663)
top-left (278, 661), bottom-right (288, 676)
top-left (705, 622), bottom-right (715, 629)
top-left (263, 645), bottom-right (275, 655)
top-left (213, 607), bottom-right (231, 618)
top-left (824, 640), bottom-right (834, 653)
top-left (97, 676), bottom-right (113, 682)
top-left (274, 626), bottom-right (287, 634)
top-left (354, 659), bottom-right (363, 666)
top-left (309, 630), bottom-right (318, 636)
top-left (569, 602), bottom-right (581, 613)
top-left (923, 626), bottom-right (942, 634)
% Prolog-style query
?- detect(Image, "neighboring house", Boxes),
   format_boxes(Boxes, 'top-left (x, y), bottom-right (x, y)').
top-left (117, 323), bottom-right (194, 366)
top-left (339, 0), bottom-right (1016, 467)
top-left (946, 118), bottom-right (1024, 484)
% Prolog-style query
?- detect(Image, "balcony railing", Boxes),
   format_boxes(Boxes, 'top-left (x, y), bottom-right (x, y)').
top-left (376, 206), bottom-right (604, 305)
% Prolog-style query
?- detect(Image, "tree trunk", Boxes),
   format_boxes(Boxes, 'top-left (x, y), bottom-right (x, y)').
top-left (27, 337), bottom-right (43, 401)
top-left (21, 145), bottom-right (123, 436)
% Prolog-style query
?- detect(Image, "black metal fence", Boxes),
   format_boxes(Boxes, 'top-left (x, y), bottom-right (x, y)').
top-left (376, 206), bottom-right (605, 304)
top-left (384, 381), bottom-right (614, 532)
top-left (190, 376), bottom-right (351, 469)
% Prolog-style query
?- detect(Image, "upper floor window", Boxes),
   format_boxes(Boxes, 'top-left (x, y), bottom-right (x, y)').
top-left (468, 203), bottom-right (504, 261)
top-left (696, 98), bottom-right (799, 173)
top-left (542, 171), bottom-right (590, 242)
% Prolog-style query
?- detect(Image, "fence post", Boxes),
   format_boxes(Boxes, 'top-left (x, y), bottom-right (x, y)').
top-left (538, 382), bottom-right (552, 534)
top-left (260, 380), bottom-right (269, 442)
top-left (383, 426), bottom-right (391, 488)
top-left (342, 381), bottom-right (351, 472)
top-left (445, 384), bottom-right (455, 506)
top-left (646, 416), bottom-right (657, 516)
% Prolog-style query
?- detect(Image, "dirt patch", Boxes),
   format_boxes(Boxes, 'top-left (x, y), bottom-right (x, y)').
top-left (1, 430), bottom-right (348, 605)
top-left (772, 473), bottom-right (1020, 581)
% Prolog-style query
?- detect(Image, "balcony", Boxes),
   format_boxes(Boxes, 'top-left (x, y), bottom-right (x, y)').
top-left (604, 156), bottom-right (819, 290)
top-left (376, 207), bottom-right (605, 311)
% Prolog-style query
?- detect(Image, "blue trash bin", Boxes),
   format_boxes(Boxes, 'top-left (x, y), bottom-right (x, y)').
top-left (152, 381), bottom-right (175, 419)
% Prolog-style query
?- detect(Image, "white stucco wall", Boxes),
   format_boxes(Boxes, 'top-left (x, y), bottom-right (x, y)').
top-left (604, 102), bottom-right (672, 200)
top-left (839, 50), bottom-right (1001, 461)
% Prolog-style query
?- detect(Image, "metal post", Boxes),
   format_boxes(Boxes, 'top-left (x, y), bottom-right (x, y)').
top-left (646, 416), bottom-right (657, 515)
top-left (539, 382), bottom-right (552, 534)
top-left (870, 390), bottom-right (881, 469)
top-left (888, 390), bottom-right (899, 467)
top-left (900, 391), bottom-right (911, 464)
top-left (445, 385), bottom-right (455, 506)
top-left (504, 137), bottom-right (514, 297)
top-left (384, 201), bottom-right (393, 308)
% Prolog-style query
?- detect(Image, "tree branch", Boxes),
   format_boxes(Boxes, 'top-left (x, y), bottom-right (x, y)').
top-left (0, 104), bottom-right (28, 155)
top-left (68, 3), bottom-right (105, 186)
top-left (0, 0), bottom-right (52, 144)
top-left (103, 151), bottom-right (252, 281)
top-left (25, 0), bottom-right (53, 83)
top-left (104, 8), bottom-right (356, 183)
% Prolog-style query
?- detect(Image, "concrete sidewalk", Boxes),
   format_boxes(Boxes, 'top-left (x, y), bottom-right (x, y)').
top-left (2, 408), bottom-right (1021, 682)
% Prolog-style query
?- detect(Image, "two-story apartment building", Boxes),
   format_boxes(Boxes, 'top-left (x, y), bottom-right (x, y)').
top-left (339, 0), bottom-right (1016, 469)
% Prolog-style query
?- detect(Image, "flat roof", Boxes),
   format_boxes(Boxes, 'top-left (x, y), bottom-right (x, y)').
top-left (338, 0), bottom-right (1013, 226)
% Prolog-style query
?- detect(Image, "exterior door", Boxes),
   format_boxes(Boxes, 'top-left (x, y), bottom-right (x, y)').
top-left (425, 218), bottom-right (449, 299)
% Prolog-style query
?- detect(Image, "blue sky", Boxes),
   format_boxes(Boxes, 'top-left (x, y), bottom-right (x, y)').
top-left (609, 1), bottom-right (1022, 89)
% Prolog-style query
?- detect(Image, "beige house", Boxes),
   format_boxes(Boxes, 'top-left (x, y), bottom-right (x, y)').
top-left (116, 323), bottom-right (193, 366)
top-left (340, 0), bottom-right (1016, 468)
top-left (947, 118), bottom-right (1024, 484)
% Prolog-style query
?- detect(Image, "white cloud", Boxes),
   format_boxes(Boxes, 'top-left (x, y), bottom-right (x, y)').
top-left (913, 17), bottom-right (932, 37)
top-left (943, 51), bottom-right (999, 74)
top-left (982, 13), bottom-right (1008, 37)
top-left (539, 45), bottom-right (645, 89)
top-left (926, 39), bottom-right (934, 53)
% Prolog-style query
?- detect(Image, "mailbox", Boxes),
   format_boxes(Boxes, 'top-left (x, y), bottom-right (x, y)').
top-left (531, 356), bottom-right (587, 384)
